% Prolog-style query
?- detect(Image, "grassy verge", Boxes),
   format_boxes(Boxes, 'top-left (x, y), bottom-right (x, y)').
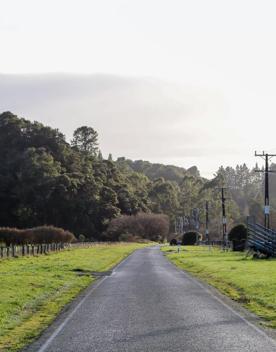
top-left (0, 243), bottom-right (149, 352)
top-left (162, 245), bottom-right (276, 328)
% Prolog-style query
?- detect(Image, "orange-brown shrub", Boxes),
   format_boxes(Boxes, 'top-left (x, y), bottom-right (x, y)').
top-left (0, 226), bottom-right (75, 245)
top-left (0, 228), bottom-right (24, 246)
top-left (106, 213), bottom-right (169, 242)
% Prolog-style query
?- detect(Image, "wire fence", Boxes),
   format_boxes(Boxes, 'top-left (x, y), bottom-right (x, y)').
top-left (0, 242), bottom-right (96, 259)
top-left (199, 240), bottom-right (225, 246)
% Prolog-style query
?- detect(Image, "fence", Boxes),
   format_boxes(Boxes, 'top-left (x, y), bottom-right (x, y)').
top-left (199, 240), bottom-right (225, 246)
top-left (247, 217), bottom-right (276, 257)
top-left (0, 242), bottom-right (95, 259)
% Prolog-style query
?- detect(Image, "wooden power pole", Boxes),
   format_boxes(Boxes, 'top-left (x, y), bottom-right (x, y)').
top-left (255, 151), bottom-right (276, 229)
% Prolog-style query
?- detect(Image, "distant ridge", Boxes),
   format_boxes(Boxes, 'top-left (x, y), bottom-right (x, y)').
top-left (116, 157), bottom-right (200, 184)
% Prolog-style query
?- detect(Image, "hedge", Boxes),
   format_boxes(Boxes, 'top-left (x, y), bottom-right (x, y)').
top-left (170, 239), bottom-right (178, 246)
top-left (228, 224), bottom-right (247, 251)
top-left (182, 231), bottom-right (202, 245)
top-left (106, 213), bottom-right (169, 242)
top-left (0, 226), bottom-right (75, 246)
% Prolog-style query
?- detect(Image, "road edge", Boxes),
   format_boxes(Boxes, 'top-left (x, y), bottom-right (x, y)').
top-left (22, 247), bottom-right (147, 352)
top-left (161, 249), bottom-right (276, 343)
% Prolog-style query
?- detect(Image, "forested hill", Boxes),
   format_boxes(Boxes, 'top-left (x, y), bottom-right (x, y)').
top-left (116, 158), bottom-right (200, 183)
top-left (0, 111), bottom-right (272, 241)
top-left (0, 111), bottom-right (187, 240)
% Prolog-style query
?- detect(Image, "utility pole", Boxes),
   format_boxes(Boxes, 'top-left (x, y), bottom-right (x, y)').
top-left (192, 208), bottom-right (200, 231)
top-left (221, 188), bottom-right (227, 245)
top-left (205, 201), bottom-right (209, 243)
top-left (216, 187), bottom-right (228, 246)
top-left (255, 151), bottom-right (276, 229)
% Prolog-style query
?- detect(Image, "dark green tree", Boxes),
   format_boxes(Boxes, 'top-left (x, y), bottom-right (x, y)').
top-left (71, 126), bottom-right (98, 155)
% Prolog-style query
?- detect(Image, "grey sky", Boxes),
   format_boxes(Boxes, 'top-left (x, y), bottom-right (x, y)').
top-left (0, 74), bottom-right (244, 177)
top-left (1, 1), bottom-right (276, 176)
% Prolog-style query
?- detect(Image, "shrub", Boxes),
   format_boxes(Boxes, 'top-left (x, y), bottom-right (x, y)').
top-left (228, 224), bottom-right (247, 251)
top-left (182, 231), bottom-right (201, 245)
top-left (106, 212), bottom-right (169, 242)
top-left (78, 234), bottom-right (86, 242)
top-left (170, 238), bottom-right (178, 246)
top-left (0, 226), bottom-right (75, 246)
top-left (0, 228), bottom-right (24, 246)
top-left (26, 226), bottom-right (75, 244)
top-left (63, 230), bottom-right (76, 243)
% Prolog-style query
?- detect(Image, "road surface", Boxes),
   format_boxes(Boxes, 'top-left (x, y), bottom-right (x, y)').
top-left (27, 247), bottom-right (276, 352)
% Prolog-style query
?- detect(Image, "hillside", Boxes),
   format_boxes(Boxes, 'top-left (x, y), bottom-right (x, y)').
top-left (116, 157), bottom-right (200, 184)
top-left (0, 111), bottom-right (271, 240)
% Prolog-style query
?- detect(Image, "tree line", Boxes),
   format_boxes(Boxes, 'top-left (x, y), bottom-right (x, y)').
top-left (0, 112), bottom-right (177, 240)
top-left (0, 112), bottom-right (270, 241)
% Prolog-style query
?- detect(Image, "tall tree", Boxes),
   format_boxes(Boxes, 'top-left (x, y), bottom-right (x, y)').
top-left (71, 126), bottom-right (98, 155)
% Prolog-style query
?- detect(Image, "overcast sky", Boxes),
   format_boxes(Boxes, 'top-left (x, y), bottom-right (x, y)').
top-left (1, 0), bottom-right (276, 177)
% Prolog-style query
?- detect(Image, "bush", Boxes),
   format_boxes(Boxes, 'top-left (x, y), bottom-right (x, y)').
top-left (170, 238), bottom-right (178, 246)
top-left (0, 226), bottom-right (75, 246)
top-left (78, 234), bottom-right (86, 242)
top-left (182, 231), bottom-right (201, 245)
top-left (228, 224), bottom-right (247, 251)
top-left (0, 228), bottom-right (24, 246)
top-left (25, 226), bottom-right (75, 244)
top-left (106, 212), bottom-right (169, 242)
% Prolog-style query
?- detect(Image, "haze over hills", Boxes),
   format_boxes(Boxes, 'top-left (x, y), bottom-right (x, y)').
top-left (0, 73), bottom-right (234, 178)
top-left (116, 158), bottom-right (201, 183)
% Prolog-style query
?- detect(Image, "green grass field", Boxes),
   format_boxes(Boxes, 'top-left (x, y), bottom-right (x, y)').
top-left (0, 243), bottom-right (148, 352)
top-left (162, 245), bottom-right (276, 328)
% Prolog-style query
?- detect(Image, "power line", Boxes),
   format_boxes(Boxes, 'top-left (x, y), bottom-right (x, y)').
top-left (255, 151), bottom-right (276, 229)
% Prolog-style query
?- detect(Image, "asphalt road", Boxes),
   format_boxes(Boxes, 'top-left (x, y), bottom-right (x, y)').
top-left (27, 247), bottom-right (276, 352)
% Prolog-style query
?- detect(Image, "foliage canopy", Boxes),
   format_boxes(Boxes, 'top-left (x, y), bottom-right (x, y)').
top-left (0, 111), bottom-right (269, 241)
